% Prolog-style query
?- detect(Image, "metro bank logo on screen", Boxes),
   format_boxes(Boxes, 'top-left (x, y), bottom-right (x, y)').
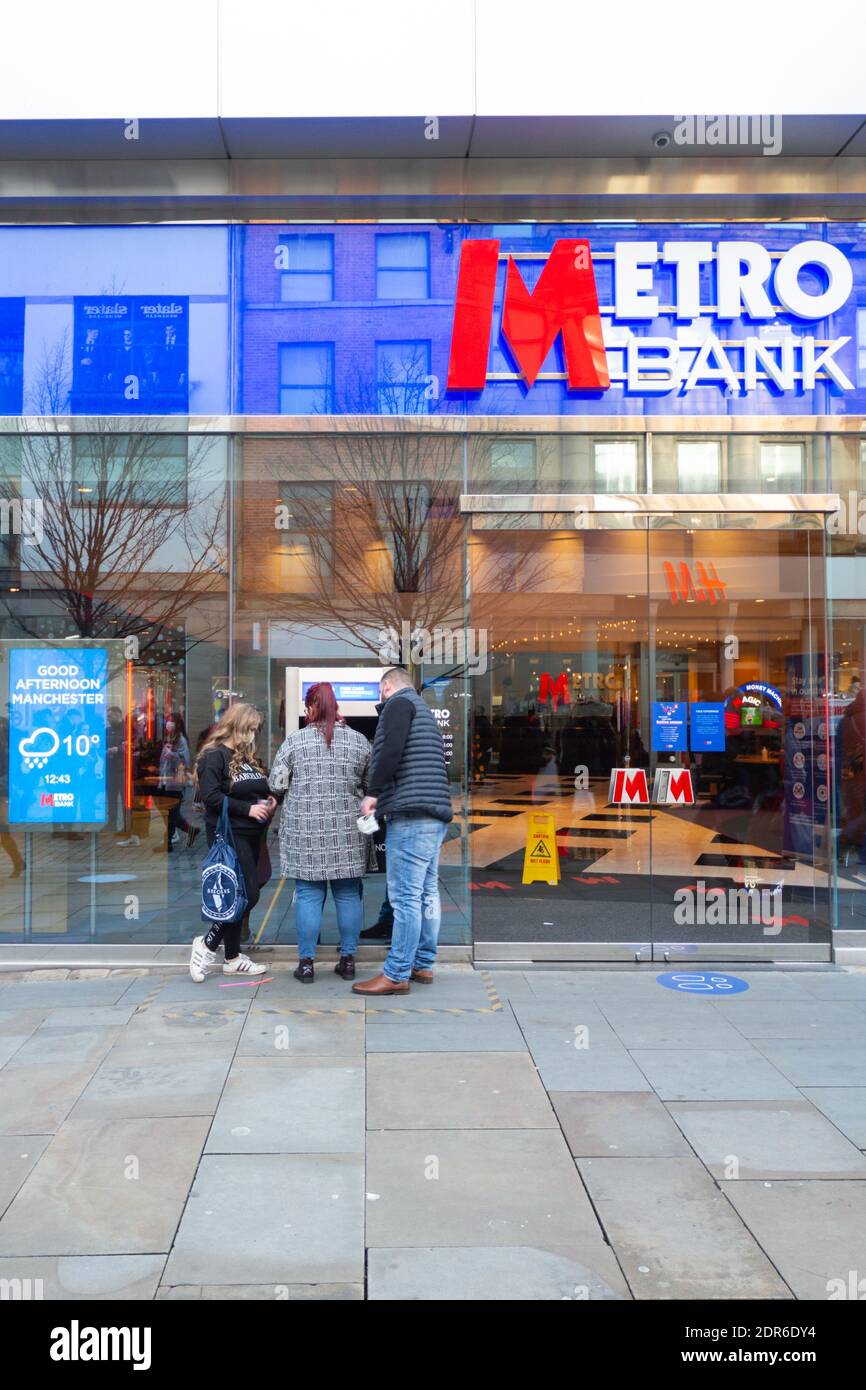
top-left (446, 236), bottom-right (854, 399)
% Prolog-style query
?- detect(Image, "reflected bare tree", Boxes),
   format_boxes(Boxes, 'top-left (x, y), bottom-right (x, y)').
top-left (260, 353), bottom-right (547, 676)
top-left (0, 337), bottom-right (227, 667)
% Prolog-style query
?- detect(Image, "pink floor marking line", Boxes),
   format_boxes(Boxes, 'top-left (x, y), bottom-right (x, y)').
top-left (219, 978), bottom-right (273, 987)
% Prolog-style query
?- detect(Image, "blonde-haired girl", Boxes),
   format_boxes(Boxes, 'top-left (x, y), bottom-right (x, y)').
top-left (189, 703), bottom-right (277, 981)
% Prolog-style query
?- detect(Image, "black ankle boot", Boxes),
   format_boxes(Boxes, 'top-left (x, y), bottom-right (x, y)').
top-left (294, 958), bottom-right (315, 982)
top-left (335, 954), bottom-right (355, 980)
top-left (360, 922), bottom-right (392, 941)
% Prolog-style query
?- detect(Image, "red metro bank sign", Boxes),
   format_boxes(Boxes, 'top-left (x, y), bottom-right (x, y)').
top-left (446, 237), bottom-right (855, 397)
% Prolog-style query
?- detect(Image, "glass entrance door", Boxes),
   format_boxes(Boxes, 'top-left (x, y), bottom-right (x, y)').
top-left (647, 517), bottom-right (831, 963)
top-left (464, 496), bottom-right (834, 963)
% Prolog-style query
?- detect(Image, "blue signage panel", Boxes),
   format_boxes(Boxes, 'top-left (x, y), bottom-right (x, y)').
top-left (302, 680), bottom-right (379, 703)
top-left (238, 220), bottom-right (866, 419)
top-left (8, 648), bottom-right (108, 825)
top-left (0, 221), bottom-right (865, 418)
top-left (657, 972), bottom-right (750, 994)
top-left (690, 701), bottom-right (726, 752)
top-left (72, 296), bottom-right (189, 413)
top-left (652, 701), bottom-right (687, 752)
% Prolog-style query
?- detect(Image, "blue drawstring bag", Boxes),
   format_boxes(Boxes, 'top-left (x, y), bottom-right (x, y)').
top-left (201, 799), bottom-right (248, 925)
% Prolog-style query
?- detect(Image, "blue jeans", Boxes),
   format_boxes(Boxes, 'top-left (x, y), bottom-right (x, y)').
top-left (383, 815), bottom-right (448, 982)
top-left (295, 877), bottom-right (363, 959)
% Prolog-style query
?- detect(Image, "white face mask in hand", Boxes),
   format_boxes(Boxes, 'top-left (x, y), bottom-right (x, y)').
top-left (356, 812), bottom-right (379, 835)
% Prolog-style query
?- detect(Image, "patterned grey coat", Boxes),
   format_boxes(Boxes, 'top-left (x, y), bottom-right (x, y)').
top-left (268, 722), bottom-right (376, 881)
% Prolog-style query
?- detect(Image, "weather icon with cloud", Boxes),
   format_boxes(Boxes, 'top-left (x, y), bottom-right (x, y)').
top-left (19, 727), bottom-right (60, 770)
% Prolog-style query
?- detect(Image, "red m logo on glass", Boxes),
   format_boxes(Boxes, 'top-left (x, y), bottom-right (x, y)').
top-left (663, 561), bottom-right (727, 605)
top-left (447, 240), bottom-right (610, 392)
top-left (539, 672), bottom-right (570, 708)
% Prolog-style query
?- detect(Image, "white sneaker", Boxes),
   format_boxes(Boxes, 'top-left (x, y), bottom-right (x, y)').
top-left (189, 934), bottom-right (218, 982)
top-left (223, 953), bottom-right (267, 977)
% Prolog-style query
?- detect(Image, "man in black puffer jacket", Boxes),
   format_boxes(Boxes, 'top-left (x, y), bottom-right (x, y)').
top-left (352, 667), bottom-right (453, 995)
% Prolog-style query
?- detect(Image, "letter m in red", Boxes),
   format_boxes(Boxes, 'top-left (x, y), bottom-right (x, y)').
top-left (447, 239), bottom-right (610, 391)
top-left (664, 561), bottom-right (727, 605)
top-left (539, 672), bottom-right (570, 709)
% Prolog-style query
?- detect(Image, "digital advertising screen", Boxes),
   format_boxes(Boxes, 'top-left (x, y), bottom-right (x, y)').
top-left (7, 647), bottom-right (108, 826)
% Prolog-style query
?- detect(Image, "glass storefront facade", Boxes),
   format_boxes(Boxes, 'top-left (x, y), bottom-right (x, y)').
top-left (1, 220), bottom-right (865, 958)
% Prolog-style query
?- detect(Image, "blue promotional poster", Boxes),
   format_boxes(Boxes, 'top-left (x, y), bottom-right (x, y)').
top-left (652, 701), bottom-right (687, 753)
top-left (690, 702), bottom-right (726, 752)
top-left (7, 648), bottom-right (108, 826)
top-left (72, 296), bottom-right (189, 414)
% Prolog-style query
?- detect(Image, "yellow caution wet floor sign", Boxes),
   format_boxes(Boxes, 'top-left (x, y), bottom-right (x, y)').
top-left (521, 811), bottom-right (561, 886)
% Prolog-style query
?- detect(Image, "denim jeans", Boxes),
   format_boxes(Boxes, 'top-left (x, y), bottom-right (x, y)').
top-left (295, 877), bottom-right (364, 959)
top-left (383, 815), bottom-right (448, 982)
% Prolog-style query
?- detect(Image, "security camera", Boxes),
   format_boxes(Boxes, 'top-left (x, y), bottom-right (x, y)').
top-left (652, 131), bottom-right (671, 149)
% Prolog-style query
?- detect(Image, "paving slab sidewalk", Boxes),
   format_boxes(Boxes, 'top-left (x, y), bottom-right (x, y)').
top-left (0, 962), bottom-right (864, 1301)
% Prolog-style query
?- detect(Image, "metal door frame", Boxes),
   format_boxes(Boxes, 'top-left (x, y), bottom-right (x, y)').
top-left (462, 493), bottom-right (839, 965)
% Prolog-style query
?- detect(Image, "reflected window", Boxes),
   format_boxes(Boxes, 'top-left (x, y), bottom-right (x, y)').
top-left (676, 440), bottom-right (721, 492)
top-left (278, 234), bottom-right (334, 302)
top-left (858, 307), bottom-right (866, 387)
top-left (490, 440), bottom-right (536, 487)
top-left (375, 234), bottom-right (430, 299)
top-left (277, 482), bottom-right (334, 575)
top-left (760, 441), bottom-right (804, 492)
top-left (72, 436), bottom-right (188, 507)
top-left (279, 344), bottom-right (334, 414)
top-left (593, 439), bottom-right (638, 492)
top-left (375, 340), bottom-right (431, 414)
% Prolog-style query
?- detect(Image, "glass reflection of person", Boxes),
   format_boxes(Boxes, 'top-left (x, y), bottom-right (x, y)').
top-left (0, 713), bottom-right (24, 876)
top-left (106, 706), bottom-right (137, 847)
top-left (839, 691), bottom-right (866, 873)
top-left (471, 706), bottom-right (493, 784)
top-left (156, 714), bottom-right (196, 853)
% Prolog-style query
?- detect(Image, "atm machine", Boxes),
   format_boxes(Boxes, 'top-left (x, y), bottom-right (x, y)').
top-left (284, 666), bottom-right (386, 741)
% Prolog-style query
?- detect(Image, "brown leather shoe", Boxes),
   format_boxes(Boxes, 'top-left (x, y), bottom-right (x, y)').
top-left (351, 973), bottom-right (410, 996)
top-left (411, 969), bottom-right (433, 984)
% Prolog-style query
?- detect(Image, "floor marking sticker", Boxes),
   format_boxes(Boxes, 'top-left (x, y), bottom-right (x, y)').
top-left (657, 971), bottom-right (750, 995)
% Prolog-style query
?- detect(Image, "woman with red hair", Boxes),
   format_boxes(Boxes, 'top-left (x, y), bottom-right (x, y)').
top-left (269, 681), bottom-right (374, 982)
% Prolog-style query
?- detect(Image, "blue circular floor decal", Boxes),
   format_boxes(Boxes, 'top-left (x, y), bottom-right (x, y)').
top-left (656, 971), bottom-right (749, 995)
